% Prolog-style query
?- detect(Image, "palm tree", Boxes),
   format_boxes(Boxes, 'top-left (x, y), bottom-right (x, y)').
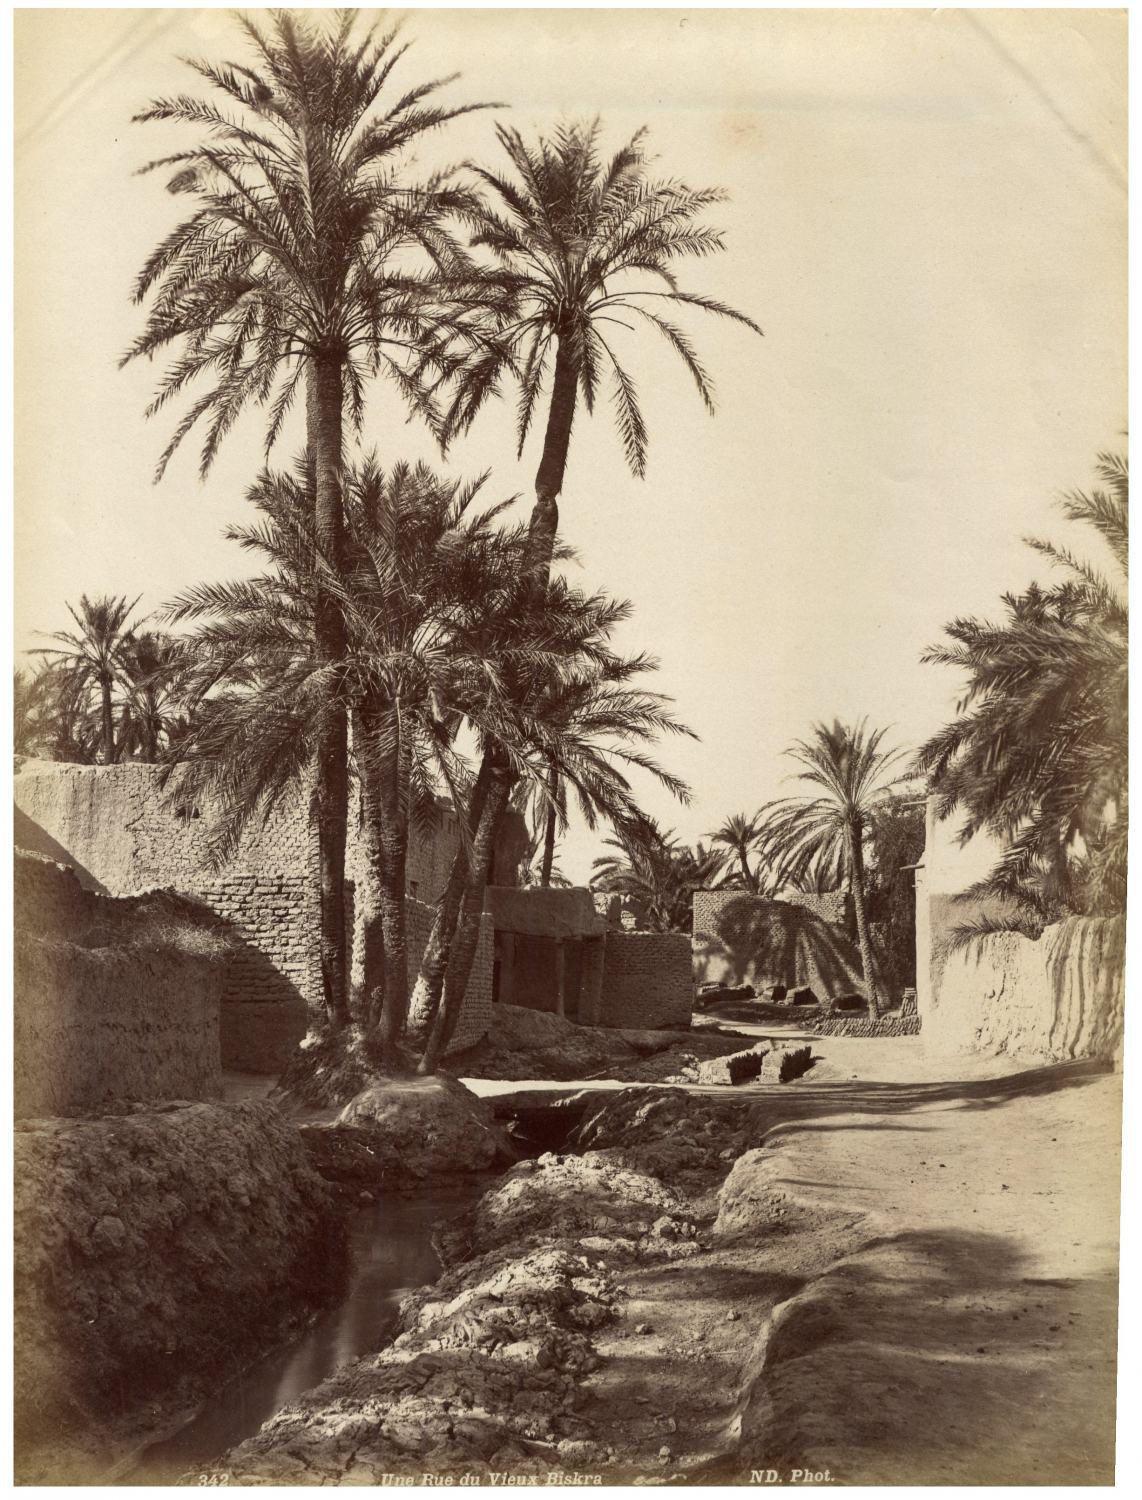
top-left (34, 595), bottom-right (142, 764)
top-left (592, 817), bottom-right (727, 933)
top-left (446, 118), bottom-right (763, 575)
top-left (755, 721), bottom-right (907, 1014)
top-left (125, 10), bottom-right (498, 1021)
top-left (165, 454), bottom-right (513, 1048)
top-left (409, 581), bottom-right (697, 1073)
top-left (117, 630), bottom-right (192, 761)
top-left (709, 811), bottom-right (767, 892)
top-left (916, 453), bottom-right (1128, 927)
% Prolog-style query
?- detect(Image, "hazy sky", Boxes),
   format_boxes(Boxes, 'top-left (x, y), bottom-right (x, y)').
top-left (14, 6), bottom-right (1126, 881)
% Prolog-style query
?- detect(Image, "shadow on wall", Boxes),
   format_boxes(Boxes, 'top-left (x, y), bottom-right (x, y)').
top-left (693, 894), bottom-right (867, 1000)
top-left (14, 805), bottom-right (108, 894)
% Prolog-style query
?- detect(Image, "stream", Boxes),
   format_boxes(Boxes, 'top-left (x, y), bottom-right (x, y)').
top-left (119, 1181), bottom-right (492, 1486)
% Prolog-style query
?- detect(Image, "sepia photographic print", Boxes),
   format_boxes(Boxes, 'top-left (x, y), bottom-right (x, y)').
top-left (12, 5), bottom-right (1128, 1487)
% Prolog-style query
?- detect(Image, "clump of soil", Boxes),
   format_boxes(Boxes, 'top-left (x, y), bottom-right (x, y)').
top-left (301, 1075), bottom-right (518, 1189)
top-left (14, 1101), bottom-right (347, 1485)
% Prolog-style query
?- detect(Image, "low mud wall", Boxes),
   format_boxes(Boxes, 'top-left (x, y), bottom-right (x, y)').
top-left (14, 854), bottom-right (233, 1116)
top-left (924, 916), bottom-right (1125, 1064)
top-left (809, 1015), bottom-right (921, 1038)
top-left (693, 893), bottom-right (866, 1000)
top-left (14, 1101), bottom-right (347, 1484)
top-left (15, 937), bottom-right (225, 1116)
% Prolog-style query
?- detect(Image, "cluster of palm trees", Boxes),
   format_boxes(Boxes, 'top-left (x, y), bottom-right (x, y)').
top-left (16, 595), bottom-right (191, 766)
top-left (111, 12), bottom-right (760, 1077)
top-left (917, 452), bottom-right (1128, 937)
top-left (592, 719), bottom-right (911, 1014)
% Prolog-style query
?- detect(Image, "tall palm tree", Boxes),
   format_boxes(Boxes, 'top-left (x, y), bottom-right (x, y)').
top-left (125, 10), bottom-right (498, 1022)
top-left (165, 454), bottom-right (513, 1047)
top-left (709, 811), bottom-right (767, 892)
top-left (756, 721), bottom-right (907, 1014)
top-left (446, 118), bottom-right (763, 575)
top-left (592, 817), bottom-right (727, 934)
top-left (34, 595), bottom-right (142, 765)
top-left (916, 453), bottom-right (1128, 925)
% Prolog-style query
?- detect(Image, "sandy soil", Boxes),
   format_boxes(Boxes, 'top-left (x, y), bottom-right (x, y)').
top-left (217, 1031), bottom-right (1121, 1486)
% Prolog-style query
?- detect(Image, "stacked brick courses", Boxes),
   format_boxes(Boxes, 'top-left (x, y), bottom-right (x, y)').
top-left (13, 761), bottom-right (494, 1059)
top-left (809, 1014), bottom-right (921, 1038)
top-left (597, 930), bottom-right (693, 1029)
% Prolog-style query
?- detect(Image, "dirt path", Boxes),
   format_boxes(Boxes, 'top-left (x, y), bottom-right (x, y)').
top-left (216, 1041), bottom-right (1119, 1486)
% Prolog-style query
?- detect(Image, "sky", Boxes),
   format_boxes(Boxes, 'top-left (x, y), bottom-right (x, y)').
top-left (13, 5), bottom-right (1127, 883)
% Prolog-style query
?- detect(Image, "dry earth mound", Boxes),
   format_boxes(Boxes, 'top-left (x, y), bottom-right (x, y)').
top-left (14, 1100), bottom-right (346, 1485)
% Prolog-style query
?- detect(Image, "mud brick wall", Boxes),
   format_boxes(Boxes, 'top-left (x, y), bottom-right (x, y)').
top-left (597, 931), bottom-right (694, 1029)
top-left (809, 1014), bottom-right (921, 1038)
top-left (197, 874), bottom-right (317, 1007)
top-left (404, 897), bottom-right (494, 1055)
top-left (14, 854), bottom-right (230, 1117)
top-left (693, 886), bottom-right (849, 933)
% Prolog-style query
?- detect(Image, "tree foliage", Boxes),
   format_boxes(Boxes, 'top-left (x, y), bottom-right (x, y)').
top-left (755, 720), bottom-right (908, 1011)
top-left (123, 9), bottom-right (498, 478)
top-left (591, 816), bottom-right (727, 933)
top-left (916, 453), bottom-right (1128, 929)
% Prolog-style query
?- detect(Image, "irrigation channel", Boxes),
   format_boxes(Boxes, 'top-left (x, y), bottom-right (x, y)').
top-left (120, 1179), bottom-right (497, 1486)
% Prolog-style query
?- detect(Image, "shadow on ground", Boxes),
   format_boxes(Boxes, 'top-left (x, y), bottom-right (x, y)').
top-left (730, 1225), bottom-right (1118, 1486)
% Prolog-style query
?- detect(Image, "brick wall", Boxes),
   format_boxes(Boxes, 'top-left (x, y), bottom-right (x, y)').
top-left (780, 889), bottom-right (850, 927)
top-left (597, 931), bottom-right (693, 1029)
top-left (15, 761), bottom-right (493, 1053)
top-left (197, 874), bottom-right (317, 1007)
top-left (808, 1014), bottom-right (921, 1038)
top-left (693, 886), bottom-right (849, 932)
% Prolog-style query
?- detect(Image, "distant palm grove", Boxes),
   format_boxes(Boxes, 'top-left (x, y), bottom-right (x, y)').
top-left (16, 14), bottom-right (1126, 1079)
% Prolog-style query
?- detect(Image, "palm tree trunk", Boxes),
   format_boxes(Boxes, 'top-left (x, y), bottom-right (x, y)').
top-left (418, 763), bottom-right (513, 1075)
top-left (100, 674), bottom-right (115, 764)
top-left (405, 757), bottom-right (492, 1047)
top-left (378, 737), bottom-right (412, 1068)
top-left (524, 336), bottom-right (578, 578)
top-left (540, 761), bottom-right (559, 886)
top-left (847, 824), bottom-right (883, 1017)
top-left (351, 710), bottom-right (385, 1025)
top-left (358, 705), bottom-right (412, 1069)
top-left (308, 354), bottom-right (350, 1027)
top-left (738, 850), bottom-right (753, 891)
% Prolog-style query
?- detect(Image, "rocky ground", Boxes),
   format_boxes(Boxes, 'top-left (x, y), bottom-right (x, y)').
top-left (217, 1040), bottom-right (1121, 1486)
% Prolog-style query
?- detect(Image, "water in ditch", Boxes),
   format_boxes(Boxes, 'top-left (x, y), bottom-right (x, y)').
top-left (119, 1181), bottom-right (491, 1486)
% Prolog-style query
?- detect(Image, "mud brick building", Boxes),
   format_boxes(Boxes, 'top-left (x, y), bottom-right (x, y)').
top-left (484, 886), bottom-right (692, 1030)
top-left (13, 759), bottom-right (494, 1067)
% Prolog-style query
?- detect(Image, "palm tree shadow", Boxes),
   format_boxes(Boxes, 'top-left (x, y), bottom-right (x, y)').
top-left (743, 1225), bottom-right (1118, 1485)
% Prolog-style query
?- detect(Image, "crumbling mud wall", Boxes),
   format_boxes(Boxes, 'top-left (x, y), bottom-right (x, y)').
top-left (14, 758), bottom-right (321, 1009)
top-left (13, 1101), bottom-right (347, 1484)
top-left (14, 853), bottom-right (232, 1117)
top-left (693, 892), bottom-right (867, 999)
top-left (15, 761), bottom-right (495, 1062)
top-left (923, 915), bottom-right (1125, 1064)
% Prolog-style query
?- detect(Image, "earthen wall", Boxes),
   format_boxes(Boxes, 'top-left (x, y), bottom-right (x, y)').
top-left (597, 930), bottom-right (693, 1028)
